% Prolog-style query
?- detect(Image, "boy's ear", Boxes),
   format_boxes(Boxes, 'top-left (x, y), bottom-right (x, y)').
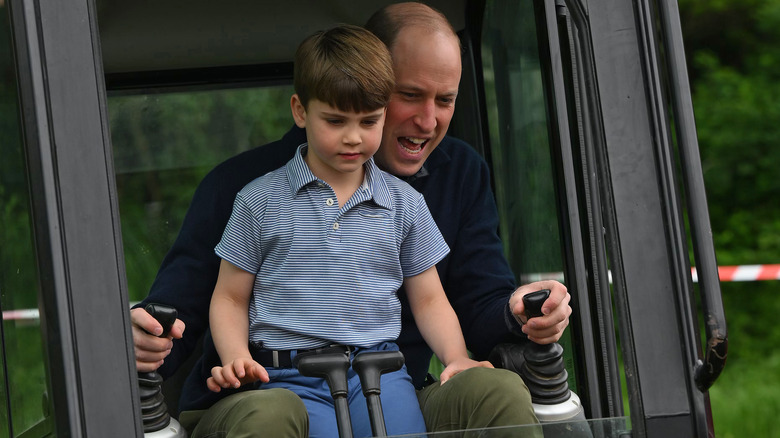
top-left (291, 94), bottom-right (307, 128)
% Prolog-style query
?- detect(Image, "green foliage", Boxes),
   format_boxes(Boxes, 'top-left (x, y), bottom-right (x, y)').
top-left (109, 87), bottom-right (293, 301)
top-left (680, 1), bottom-right (780, 436)
top-left (1, 12), bottom-right (51, 431)
top-left (692, 57), bottom-right (780, 263)
top-left (709, 284), bottom-right (780, 437)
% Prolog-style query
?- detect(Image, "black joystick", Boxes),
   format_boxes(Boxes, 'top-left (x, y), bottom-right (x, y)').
top-left (295, 353), bottom-right (353, 438)
top-left (138, 303), bottom-right (177, 433)
top-left (521, 290), bottom-right (592, 436)
top-left (520, 290), bottom-right (571, 404)
top-left (352, 351), bottom-right (405, 437)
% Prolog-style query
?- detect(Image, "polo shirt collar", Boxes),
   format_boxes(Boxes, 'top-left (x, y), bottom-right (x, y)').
top-left (286, 144), bottom-right (393, 210)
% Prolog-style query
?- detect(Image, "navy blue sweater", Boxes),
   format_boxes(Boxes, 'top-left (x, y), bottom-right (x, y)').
top-left (139, 126), bottom-right (521, 411)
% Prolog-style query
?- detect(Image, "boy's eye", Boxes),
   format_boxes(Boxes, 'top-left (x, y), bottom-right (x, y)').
top-left (327, 119), bottom-right (344, 125)
top-left (362, 119), bottom-right (380, 126)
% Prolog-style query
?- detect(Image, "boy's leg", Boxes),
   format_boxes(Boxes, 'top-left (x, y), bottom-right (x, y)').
top-left (348, 366), bottom-right (427, 437)
top-left (180, 388), bottom-right (308, 438)
top-left (417, 367), bottom-right (543, 437)
top-left (262, 367), bottom-right (340, 438)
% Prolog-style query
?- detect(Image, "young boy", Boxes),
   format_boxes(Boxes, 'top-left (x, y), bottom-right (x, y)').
top-left (207, 25), bottom-right (492, 437)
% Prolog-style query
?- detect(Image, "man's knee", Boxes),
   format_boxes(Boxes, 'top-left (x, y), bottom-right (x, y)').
top-left (187, 389), bottom-right (308, 437)
top-left (233, 389), bottom-right (308, 427)
top-left (449, 367), bottom-right (533, 404)
top-left (419, 367), bottom-right (538, 432)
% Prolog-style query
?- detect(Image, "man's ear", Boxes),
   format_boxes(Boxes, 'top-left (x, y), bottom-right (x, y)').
top-left (291, 94), bottom-right (307, 128)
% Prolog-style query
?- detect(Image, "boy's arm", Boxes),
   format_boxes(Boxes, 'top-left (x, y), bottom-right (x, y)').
top-left (208, 259), bottom-right (268, 390)
top-left (404, 266), bottom-right (493, 383)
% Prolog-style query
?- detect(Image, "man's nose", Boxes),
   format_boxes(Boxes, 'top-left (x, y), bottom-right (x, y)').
top-left (413, 100), bottom-right (437, 132)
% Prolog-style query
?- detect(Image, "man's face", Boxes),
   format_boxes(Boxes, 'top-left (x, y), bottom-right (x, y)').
top-left (374, 27), bottom-right (462, 177)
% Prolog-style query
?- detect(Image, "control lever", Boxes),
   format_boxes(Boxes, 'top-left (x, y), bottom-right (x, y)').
top-left (521, 290), bottom-right (572, 405)
top-left (352, 351), bottom-right (405, 437)
top-left (138, 303), bottom-right (186, 437)
top-left (295, 353), bottom-right (353, 438)
top-left (522, 290), bottom-right (591, 436)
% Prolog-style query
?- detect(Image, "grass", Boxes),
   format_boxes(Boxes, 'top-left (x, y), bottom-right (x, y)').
top-left (710, 352), bottom-right (780, 438)
top-left (708, 281), bottom-right (780, 438)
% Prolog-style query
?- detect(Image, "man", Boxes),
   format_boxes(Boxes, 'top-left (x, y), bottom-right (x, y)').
top-left (132, 3), bottom-right (571, 436)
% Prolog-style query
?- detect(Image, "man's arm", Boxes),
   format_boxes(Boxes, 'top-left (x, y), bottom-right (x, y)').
top-left (132, 168), bottom-right (233, 376)
top-left (131, 127), bottom-right (304, 377)
top-left (421, 140), bottom-right (571, 358)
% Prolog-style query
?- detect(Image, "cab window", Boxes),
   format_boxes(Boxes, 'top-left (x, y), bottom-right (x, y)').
top-left (0, 4), bottom-right (55, 436)
top-left (108, 85), bottom-right (294, 301)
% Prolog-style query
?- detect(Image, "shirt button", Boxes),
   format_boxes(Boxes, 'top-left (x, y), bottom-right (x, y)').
top-left (326, 198), bottom-right (335, 206)
top-left (317, 182), bottom-right (326, 188)
top-left (332, 222), bottom-right (340, 230)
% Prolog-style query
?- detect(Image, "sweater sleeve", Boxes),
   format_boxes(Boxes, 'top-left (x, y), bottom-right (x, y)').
top-left (135, 127), bottom-right (303, 378)
top-left (137, 167), bottom-right (238, 378)
top-left (435, 144), bottom-right (524, 360)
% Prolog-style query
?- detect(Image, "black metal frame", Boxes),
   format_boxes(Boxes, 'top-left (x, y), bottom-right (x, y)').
top-left (8, 0), bottom-right (141, 436)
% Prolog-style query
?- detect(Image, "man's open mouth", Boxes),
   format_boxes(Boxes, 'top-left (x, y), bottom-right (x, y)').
top-left (400, 137), bottom-right (427, 155)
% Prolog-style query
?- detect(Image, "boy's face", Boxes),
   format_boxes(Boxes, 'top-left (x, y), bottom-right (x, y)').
top-left (291, 96), bottom-right (386, 180)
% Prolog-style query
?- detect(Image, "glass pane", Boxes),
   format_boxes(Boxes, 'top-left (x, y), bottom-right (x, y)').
top-left (384, 417), bottom-right (631, 437)
top-left (481, 0), bottom-right (564, 279)
top-left (0, 4), bottom-right (54, 437)
top-left (481, 0), bottom-right (575, 387)
top-left (108, 85), bottom-right (295, 302)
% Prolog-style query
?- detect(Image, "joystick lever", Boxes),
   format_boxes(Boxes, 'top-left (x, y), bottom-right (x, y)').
top-left (295, 353), bottom-right (353, 438)
top-left (138, 304), bottom-right (177, 434)
top-left (352, 351), bottom-right (405, 437)
top-left (520, 290), bottom-right (571, 405)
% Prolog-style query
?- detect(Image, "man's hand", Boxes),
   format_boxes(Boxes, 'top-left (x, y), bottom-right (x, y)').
top-left (131, 307), bottom-right (185, 372)
top-left (508, 280), bottom-right (571, 344)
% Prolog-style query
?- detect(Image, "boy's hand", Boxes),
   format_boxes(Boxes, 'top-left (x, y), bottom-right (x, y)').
top-left (207, 357), bottom-right (269, 392)
top-left (130, 307), bottom-right (185, 372)
top-left (439, 357), bottom-right (494, 385)
top-left (508, 280), bottom-right (571, 344)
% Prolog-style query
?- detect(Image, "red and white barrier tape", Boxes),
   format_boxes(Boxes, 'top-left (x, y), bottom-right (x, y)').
top-left (693, 264), bottom-right (780, 282)
top-left (522, 264), bottom-right (780, 283)
top-left (4, 265), bottom-right (779, 321)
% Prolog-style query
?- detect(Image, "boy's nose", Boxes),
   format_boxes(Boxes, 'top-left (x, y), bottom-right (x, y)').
top-left (343, 128), bottom-right (362, 145)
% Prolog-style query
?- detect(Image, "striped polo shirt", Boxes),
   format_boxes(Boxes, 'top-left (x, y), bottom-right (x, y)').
top-left (215, 144), bottom-right (450, 350)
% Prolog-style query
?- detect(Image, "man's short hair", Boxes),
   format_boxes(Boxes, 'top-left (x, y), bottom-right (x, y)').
top-left (294, 24), bottom-right (394, 113)
top-left (365, 2), bottom-right (459, 52)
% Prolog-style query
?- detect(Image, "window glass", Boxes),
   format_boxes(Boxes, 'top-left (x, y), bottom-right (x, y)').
top-left (481, 0), bottom-right (565, 285)
top-left (0, 4), bottom-right (54, 437)
top-left (108, 85), bottom-right (295, 301)
top-left (481, 0), bottom-right (576, 391)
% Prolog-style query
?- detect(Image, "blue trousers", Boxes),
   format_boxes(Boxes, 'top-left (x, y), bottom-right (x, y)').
top-left (260, 342), bottom-right (425, 438)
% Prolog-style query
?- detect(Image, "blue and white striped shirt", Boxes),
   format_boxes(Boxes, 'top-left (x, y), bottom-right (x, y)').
top-left (215, 144), bottom-right (450, 349)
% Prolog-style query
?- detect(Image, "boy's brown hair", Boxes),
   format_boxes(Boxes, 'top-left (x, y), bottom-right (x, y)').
top-left (294, 24), bottom-right (394, 113)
